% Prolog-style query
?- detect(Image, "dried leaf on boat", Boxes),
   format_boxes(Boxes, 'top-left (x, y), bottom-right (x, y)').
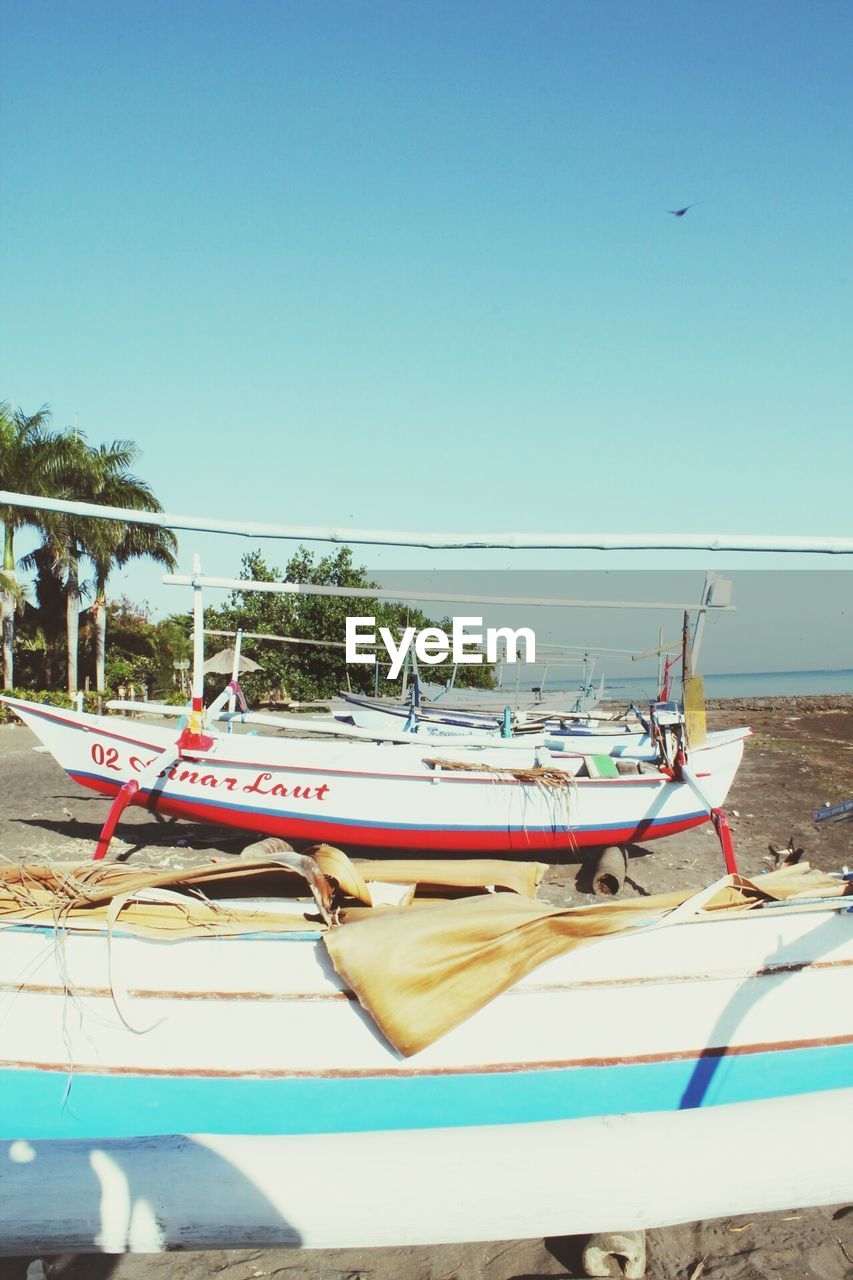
top-left (0, 854), bottom-right (845, 1058)
top-left (323, 864), bottom-right (848, 1056)
top-left (0, 847), bottom-right (546, 938)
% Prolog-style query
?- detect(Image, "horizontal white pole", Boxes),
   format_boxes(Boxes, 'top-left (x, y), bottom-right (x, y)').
top-left (166, 573), bottom-right (736, 612)
top-left (632, 639), bottom-right (684, 661)
top-left (1, 490), bottom-right (851, 553)
top-left (205, 628), bottom-right (347, 649)
top-left (206, 631), bottom-right (644, 663)
top-left (106, 700), bottom-right (187, 716)
top-left (535, 643), bottom-right (646, 655)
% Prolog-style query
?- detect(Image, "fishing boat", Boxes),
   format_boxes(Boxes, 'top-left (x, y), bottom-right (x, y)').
top-left (1, 695), bottom-right (748, 860)
top-left (336, 688), bottom-right (521, 733)
top-left (413, 678), bottom-right (609, 719)
top-left (0, 852), bottom-right (850, 1254)
top-left (339, 690), bottom-right (671, 758)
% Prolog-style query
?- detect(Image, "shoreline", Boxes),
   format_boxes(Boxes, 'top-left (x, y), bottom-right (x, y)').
top-left (601, 691), bottom-right (853, 713)
top-left (706, 693), bottom-right (853, 711)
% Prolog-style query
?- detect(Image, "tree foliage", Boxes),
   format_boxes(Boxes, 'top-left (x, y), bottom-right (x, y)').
top-left (0, 402), bottom-right (67, 687)
top-left (3, 403), bottom-right (176, 694)
top-left (203, 548), bottom-right (496, 703)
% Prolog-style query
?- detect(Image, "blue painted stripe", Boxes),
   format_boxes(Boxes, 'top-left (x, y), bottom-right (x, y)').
top-left (0, 924), bottom-right (323, 941)
top-left (69, 768), bottom-right (706, 835)
top-left (2, 1042), bottom-right (851, 1141)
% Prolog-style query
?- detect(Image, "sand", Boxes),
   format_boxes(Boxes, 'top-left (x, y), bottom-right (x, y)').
top-left (0, 698), bottom-right (851, 1279)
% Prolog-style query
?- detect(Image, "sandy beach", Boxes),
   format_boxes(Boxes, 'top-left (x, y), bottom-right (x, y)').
top-left (0, 697), bottom-right (851, 1280)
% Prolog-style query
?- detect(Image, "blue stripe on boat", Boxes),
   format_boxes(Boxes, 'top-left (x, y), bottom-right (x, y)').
top-left (68, 769), bottom-right (707, 835)
top-left (0, 924), bottom-right (324, 941)
top-left (3, 1042), bottom-right (851, 1140)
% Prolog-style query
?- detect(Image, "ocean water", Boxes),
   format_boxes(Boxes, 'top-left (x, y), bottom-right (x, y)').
top-left (511, 669), bottom-right (853, 701)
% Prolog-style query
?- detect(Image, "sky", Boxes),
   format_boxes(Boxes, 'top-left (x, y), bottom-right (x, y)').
top-left (374, 570), bottom-right (853, 676)
top-left (1, 0), bottom-right (852, 635)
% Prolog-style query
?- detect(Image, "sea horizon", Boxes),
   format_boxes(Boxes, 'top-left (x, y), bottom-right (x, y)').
top-left (507, 667), bottom-right (853, 701)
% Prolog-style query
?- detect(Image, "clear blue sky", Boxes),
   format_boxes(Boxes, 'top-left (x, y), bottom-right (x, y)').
top-left (2, 1), bottom-right (852, 617)
top-left (376, 570), bottom-right (853, 675)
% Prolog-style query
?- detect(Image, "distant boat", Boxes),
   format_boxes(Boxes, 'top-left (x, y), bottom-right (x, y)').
top-left (339, 691), bottom-right (702, 761)
top-left (336, 689), bottom-right (519, 733)
top-left (412, 675), bottom-right (611, 720)
top-left (337, 669), bottom-right (634, 740)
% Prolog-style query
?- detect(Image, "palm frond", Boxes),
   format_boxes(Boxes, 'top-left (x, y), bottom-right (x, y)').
top-left (0, 570), bottom-right (29, 614)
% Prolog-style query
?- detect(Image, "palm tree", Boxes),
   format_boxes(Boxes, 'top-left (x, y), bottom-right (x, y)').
top-left (17, 546), bottom-right (68, 688)
top-left (0, 403), bottom-right (61, 688)
top-left (87, 498), bottom-right (177, 693)
top-left (30, 434), bottom-right (177, 693)
top-left (29, 430), bottom-right (101, 694)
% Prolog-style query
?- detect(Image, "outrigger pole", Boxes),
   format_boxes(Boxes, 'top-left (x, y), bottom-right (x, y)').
top-left (165, 572), bottom-right (738, 613)
top-left (1, 490), bottom-right (852, 553)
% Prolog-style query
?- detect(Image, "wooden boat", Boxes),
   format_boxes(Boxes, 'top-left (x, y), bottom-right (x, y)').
top-left (337, 689), bottom-right (519, 732)
top-left (1, 695), bottom-right (748, 855)
top-left (338, 678), bottom-right (610, 727)
top-left (340, 692), bottom-right (670, 758)
top-left (410, 681), bottom-right (617, 720)
top-left (0, 853), bottom-right (850, 1254)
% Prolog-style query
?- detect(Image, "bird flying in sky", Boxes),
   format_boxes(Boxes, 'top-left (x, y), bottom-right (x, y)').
top-left (668, 203), bottom-right (699, 217)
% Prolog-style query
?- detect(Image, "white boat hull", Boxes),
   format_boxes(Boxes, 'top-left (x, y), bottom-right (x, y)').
top-left (4, 1090), bottom-right (851, 1253)
top-left (1, 697), bottom-right (747, 853)
top-left (1, 890), bottom-right (851, 1252)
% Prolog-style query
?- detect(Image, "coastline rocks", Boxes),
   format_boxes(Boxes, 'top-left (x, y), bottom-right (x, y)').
top-left (704, 694), bottom-right (853, 713)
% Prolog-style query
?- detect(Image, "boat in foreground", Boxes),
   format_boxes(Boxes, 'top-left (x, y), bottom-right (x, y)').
top-left (2, 695), bottom-right (748, 854)
top-left (0, 853), bottom-right (850, 1253)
